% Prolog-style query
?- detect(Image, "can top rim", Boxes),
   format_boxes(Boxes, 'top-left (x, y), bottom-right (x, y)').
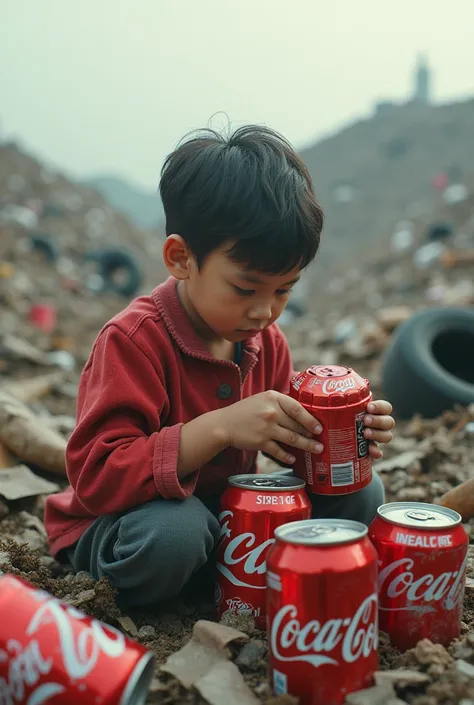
top-left (377, 501), bottom-right (462, 529)
top-left (228, 473), bottom-right (306, 491)
top-left (275, 518), bottom-right (368, 545)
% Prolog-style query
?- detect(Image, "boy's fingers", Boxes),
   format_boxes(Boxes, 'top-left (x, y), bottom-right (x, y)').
top-left (280, 395), bottom-right (322, 433)
top-left (263, 440), bottom-right (296, 465)
top-left (364, 415), bottom-right (395, 430)
top-left (365, 429), bottom-right (393, 444)
top-left (368, 442), bottom-right (383, 459)
top-left (368, 400), bottom-right (393, 415)
top-left (281, 416), bottom-right (317, 438)
top-left (274, 426), bottom-right (324, 453)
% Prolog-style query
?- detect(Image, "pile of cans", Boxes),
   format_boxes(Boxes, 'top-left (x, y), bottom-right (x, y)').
top-left (215, 365), bottom-right (469, 705)
top-left (216, 476), bottom-right (468, 705)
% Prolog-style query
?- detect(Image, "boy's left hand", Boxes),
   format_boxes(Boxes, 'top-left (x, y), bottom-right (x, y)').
top-left (364, 400), bottom-right (395, 460)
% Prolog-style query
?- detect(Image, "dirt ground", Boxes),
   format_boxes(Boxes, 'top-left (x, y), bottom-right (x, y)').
top-left (1, 406), bottom-right (474, 705)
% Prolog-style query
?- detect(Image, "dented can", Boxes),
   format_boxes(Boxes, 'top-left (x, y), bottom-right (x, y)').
top-left (216, 474), bottom-right (310, 629)
top-left (287, 365), bottom-right (372, 495)
top-left (267, 519), bottom-right (379, 705)
top-left (369, 502), bottom-right (469, 651)
top-left (0, 573), bottom-right (154, 704)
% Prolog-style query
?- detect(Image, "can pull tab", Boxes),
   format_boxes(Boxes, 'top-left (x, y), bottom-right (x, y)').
top-left (253, 478), bottom-right (277, 488)
top-left (405, 510), bottom-right (437, 522)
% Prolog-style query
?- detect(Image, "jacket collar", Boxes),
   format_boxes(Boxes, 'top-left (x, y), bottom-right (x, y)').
top-left (151, 277), bottom-right (261, 368)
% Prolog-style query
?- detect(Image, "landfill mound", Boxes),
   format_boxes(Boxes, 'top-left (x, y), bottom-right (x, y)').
top-left (301, 97), bottom-right (474, 262)
top-left (0, 143), bottom-right (474, 704)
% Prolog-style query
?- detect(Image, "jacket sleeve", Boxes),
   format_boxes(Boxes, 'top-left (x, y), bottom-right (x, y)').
top-left (66, 324), bottom-right (198, 515)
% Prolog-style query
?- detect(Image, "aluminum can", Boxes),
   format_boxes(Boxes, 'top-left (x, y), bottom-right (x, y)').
top-left (0, 573), bottom-right (154, 704)
top-left (369, 501), bottom-right (469, 651)
top-left (267, 519), bottom-right (379, 705)
top-left (286, 365), bottom-right (372, 495)
top-left (216, 473), bottom-right (310, 628)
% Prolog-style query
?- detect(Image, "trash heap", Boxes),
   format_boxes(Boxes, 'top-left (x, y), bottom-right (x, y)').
top-left (0, 142), bottom-right (474, 705)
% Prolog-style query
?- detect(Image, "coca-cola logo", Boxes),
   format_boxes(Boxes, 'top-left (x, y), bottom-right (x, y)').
top-left (0, 579), bottom-right (126, 703)
top-left (270, 594), bottom-right (378, 668)
top-left (216, 510), bottom-right (274, 589)
top-left (322, 377), bottom-right (356, 395)
top-left (378, 553), bottom-right (467, 613)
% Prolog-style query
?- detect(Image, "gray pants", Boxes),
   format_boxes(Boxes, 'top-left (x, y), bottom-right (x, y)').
top-left (67, 472), bottom-right (385, 607)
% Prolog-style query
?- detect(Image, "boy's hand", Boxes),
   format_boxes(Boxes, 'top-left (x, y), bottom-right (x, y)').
top-left (364, 400), bottom-right (395, 459)
top-left (218, 391), bottom-right (323, 465)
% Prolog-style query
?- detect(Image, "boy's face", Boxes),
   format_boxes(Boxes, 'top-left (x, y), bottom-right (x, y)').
top-left (181, 245), bottom-right (302, 343)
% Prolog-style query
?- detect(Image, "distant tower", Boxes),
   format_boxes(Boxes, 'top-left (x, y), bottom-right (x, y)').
top-left (413, 54), bottom-right (431, 104)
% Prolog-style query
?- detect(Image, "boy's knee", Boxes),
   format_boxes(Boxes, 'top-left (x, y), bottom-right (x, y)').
top-left (108, 497), bottom-right (221, 604)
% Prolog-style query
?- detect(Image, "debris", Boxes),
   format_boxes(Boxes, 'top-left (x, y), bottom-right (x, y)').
top-left (27, 303), bottom-right (57, 333)
top-left (117, 615), bottom-right (139, 637)
top-left (160, 619), bottom-right (249, 689)
top-left (235, 640), bottom-right (267, 670)
top-left (0, 334), bottom-right (51, 365)
top-left (374, 669), bottom-right (431, 687)
top-left (0, 464), bottom-right (59, 500)
top-left (195, 660), bottom-right (260, 705)
top-left (0, 391), bottom-right (67, 474)
top-left (375, 449), bottom-right (424, 473)
top-left (138, 625), bottom-right (157, 641)
top-left (345, 681), bottom-right (395, 705)
top-left (2, 371), bottom-right (65, 402)
top-left (439, 477), bottom-right (474, 521)
top-left (456, 660), bottom-right (474, 679)
top-left (376, 306), bottom-right (415, 333)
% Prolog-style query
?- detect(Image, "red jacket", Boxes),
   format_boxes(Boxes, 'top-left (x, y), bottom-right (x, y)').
top-left (44, 276), bottom-right (294, 557)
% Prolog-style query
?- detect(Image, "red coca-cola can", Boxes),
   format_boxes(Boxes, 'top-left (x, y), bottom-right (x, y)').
top-left (285, 365), bottom-right (372, 495)
top-left (369, 501), bottom-right (468, 651)
top-left (267, 519), bottom-right (379, 705)
top-left (0, 573), bottom-right (154, 704)
top-left (216, 474), bottom-right (310, 629)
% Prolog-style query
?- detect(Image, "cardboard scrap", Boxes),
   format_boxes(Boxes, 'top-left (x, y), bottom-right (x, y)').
top-left (161, 619), bottom-right (249, 691)
top-left (0, 464), bottom-right (59, 500)
top-left (195, 660), bottom-right (259, 705)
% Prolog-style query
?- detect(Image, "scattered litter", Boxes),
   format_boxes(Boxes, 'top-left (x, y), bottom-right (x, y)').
top-left (0, 464), bottom-right (59, 500)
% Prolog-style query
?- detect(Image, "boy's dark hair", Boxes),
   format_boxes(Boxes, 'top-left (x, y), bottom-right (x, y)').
top-left (159, 124), bottom-right (323, 274)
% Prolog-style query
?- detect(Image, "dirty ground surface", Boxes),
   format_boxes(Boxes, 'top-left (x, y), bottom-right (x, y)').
top-left (1, 146), bottom-right (474, 704)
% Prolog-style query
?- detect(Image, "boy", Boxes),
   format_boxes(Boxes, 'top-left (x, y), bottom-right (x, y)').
top-left (44, 125), bottom-right (394, 607)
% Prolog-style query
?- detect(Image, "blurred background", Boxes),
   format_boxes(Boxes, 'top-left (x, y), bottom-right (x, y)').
top-left (1, 0), bottom-right (473, 411)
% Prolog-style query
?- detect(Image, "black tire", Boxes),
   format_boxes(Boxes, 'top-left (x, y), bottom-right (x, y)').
top-left (426, 221), bottom-right (453, 242)
top-left (84, 248), bottom-right (142, 297)
top-left (381, 307), bottom-right (474, 419)
top-left (29, 235), bottom-right (58, 262)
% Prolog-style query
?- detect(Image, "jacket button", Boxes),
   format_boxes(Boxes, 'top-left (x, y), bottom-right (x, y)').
top-left (217, 383), bottom-right (232, 400)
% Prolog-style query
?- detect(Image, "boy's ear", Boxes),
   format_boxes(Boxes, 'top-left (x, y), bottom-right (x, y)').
top-left (162, 235), bottom-right (195, 279)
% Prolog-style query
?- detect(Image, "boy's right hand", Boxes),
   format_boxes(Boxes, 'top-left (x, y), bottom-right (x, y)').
top-left (217, 390), bottom-right (323, 465)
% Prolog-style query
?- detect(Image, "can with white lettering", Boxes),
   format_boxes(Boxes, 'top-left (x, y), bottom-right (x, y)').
top-left (369, 501), bottom-right (469, 651)
top-left (284, 365), bottom-right (372, 495)
top-left (216, 474), bottom-right (310, 629)
top-left (267, 519), bottom-right (378, 705)
top-left (0, 573), bottom-right (154, 704)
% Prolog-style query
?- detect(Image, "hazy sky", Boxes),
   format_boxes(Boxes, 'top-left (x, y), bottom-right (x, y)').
top-left (2, 0), bottom-right (473, 191)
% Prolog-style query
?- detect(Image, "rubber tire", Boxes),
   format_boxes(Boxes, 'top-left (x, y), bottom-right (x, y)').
top-left (381, 306), bottom-right (474, 419)
top-left (84, 248), bottom-right (142, 297)
top-left (427, 221), bottom-right (453, 242)
top-left (29, 235), bottom-right (58, 262)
